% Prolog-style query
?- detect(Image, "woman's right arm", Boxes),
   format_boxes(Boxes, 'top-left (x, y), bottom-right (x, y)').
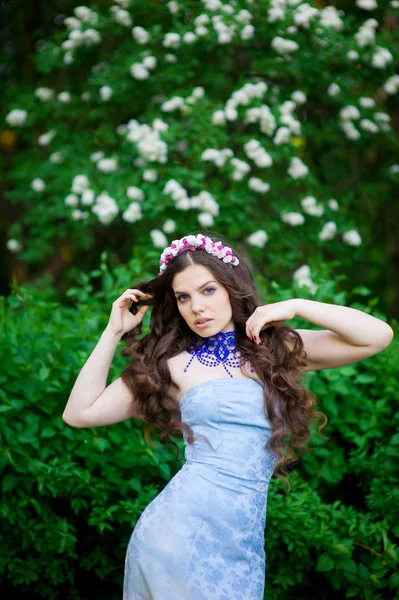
top-left (62, 288), bottom-right (152, 428)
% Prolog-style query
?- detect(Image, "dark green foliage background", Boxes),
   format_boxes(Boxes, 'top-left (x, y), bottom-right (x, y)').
top-left (1, 257), bottom-right (398, 599)
top-left (1, 0), bottom-right (399, 598)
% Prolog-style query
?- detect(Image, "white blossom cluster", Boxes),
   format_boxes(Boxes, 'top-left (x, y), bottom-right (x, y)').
top-left (338, 101), bottom-right (391, 140)
top-left (267, 0), bottom-right (343, 33)
top-left (318, 6), bottom-right (344, 30)
top-left (90, 151), bottom-right (104, 162)
top-left (97, 157), bottom-right (119, 173)
top-left (243, 139), bottom-right (273, 169)
top-left (31, 178), bottom-right (46, 192)
top-left (142, 168), bottom-right (158, 182)
top-left (319, 221), bottom-right (337, 241)
top-left (214, 81), bottom-right (268, 124)
top-left (201, 148), bottom-right (234, 168)
top-left (291, 3), bottom-right (319, 29)
top-left (244, 104), bottom-right (277, 136)
top-left (354, 18), bottom-right (378, 47)
top-left (99, 86), bottom-right (113, 101)
top-left (34, 87), bottom-right (55, 101)
top-left (37, 129), bottom-right (57, 146)
top-left (49, 151), bottom-right (65, 164)
top-left (246, 230), bottom-right (268, 248)
top-left (280, 195), bottom-right (358, 251)
top-left (62, 173), bottom-right (138, 226)
top-left (271, 37), bottom-right (299, 56)
top-left (213, 83), bottom-right (303, 148)
top-left (371, 46), bottom-right (394, 69)
top-left (92, 191), bottom-right (119, 224)
top-left (383, 74), bottom-right (399, 95)
top-left (122, 201), bottom-right (143, 223)
top-left (132, 26), bottom-right (150, 44)
top-left (160, 5), bottom-right (255, 49)
top-left (7, 238), bottom-right (23, 253)
top-left (126, 186), bottom-right (145, 202)
top-left (277, 100), bottom-right (302, 135)
top-left (64, 174), bottom-right (93, 221)
top-left (62, 6), bottom-right (101, 64)
top-left (287, 157), bottom-right (309, 179)
top-left (150, 229), bottom-right (169, 249)
top-left (129, 54), bottom-right (157, 80)
top-left (300, 196), bottom-right (324, 217)
top-left (328, 83), bottom-right (340, 97)
top-left (62, 169), bottom-right (120, 225)
top-left (5, 109), bottom-right (27, 126)
top-left (356, 0), bottom-right (378, 10)
top-left (191, 190), bottom-right (220, 226)
top-left (166, 1), bottom-right (181, 16)
top-left (248, 177), bottom-right (270, 194)
top-left (163, 179), bottom-right (219, 227)
top-left (124, 118), bottom-right (168, 163)
top-left (229, 158), bottom-right (251, 181)
top-left (281, 211), bottom-right (305, 226)
top-left (110, 5), bottom-right (133, 27)
top-left (58, 91), bottom-right (71, 103)
top-left (162, 218), bottom-right (177, 233)
top-left (342, 229), bottom-right (362, 246)
top-left (160, 86), bottom-right (205, 116)
top-left (293, 265), bottom-right (318, 294)
top-left (201, 146), bottom-right (273, 191)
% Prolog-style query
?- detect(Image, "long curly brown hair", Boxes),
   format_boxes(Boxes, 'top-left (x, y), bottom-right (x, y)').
top-left (120, 230), bottom-right (328, 492)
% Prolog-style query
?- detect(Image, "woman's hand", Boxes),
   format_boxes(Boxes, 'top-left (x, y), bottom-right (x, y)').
top-left (106, 289), bottom-right (153, 336)
top-left (245, 300), bottom-right (298, 344)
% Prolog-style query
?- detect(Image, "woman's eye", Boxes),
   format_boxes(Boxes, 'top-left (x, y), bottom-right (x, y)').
top-left (177, 287), bottom-right (215, 302)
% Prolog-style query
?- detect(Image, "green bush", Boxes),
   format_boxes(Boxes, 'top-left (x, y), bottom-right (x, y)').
top-left (1, 257), bottom-right (398, 599)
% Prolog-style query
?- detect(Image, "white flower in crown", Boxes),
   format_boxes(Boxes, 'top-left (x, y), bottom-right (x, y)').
top-left (195, 233), bottom-right (205, 245)
top-left (184, 234), bottom-right (198, 247)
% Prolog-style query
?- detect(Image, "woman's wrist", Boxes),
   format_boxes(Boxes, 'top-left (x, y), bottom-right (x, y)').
top-left (103, 325), bottom-right (123, 341)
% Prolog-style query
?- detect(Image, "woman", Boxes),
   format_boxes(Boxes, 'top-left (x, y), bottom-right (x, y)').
top-left (63, 231), bottom-right (393, 600)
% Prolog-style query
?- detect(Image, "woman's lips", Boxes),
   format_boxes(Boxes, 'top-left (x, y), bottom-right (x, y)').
top-left (196, 319), bottom-right (213, 328)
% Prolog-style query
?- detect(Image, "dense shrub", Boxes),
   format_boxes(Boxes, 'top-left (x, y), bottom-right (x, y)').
top-left (1, 257), bottom-right (397, 599)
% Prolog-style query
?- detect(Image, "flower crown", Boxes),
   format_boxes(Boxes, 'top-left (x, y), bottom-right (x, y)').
top-left (158, 233), bottom-right (240, 276)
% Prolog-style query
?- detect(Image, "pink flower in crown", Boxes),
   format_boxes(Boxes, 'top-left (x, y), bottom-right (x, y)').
top-left (170, 240), bottom-right (181, 256)
top-left (160, 248), bottom-right (172, 261)
top-left (204, 240), bottom-right (216, 254)
top-left (221, 246), bottom-right (233, 262)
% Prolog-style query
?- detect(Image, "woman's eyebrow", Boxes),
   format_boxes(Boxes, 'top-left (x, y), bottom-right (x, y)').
top-left (173, 280), bottom-right (216, 295)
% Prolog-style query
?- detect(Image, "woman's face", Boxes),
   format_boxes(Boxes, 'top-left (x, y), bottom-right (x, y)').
top-left (172, 264), bottom-right (235, 337)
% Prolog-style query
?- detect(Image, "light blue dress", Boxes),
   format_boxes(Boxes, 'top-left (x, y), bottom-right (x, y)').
top-left (123, 377), bottom-right (277, 600)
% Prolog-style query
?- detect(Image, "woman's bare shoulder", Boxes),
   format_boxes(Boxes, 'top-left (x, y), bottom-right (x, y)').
top-left (166, 352), bottom-right (188, 403)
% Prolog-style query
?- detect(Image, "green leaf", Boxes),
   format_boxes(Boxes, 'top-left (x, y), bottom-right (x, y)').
top-left (41, 427), bottom-right (56, 438)
top-left (38, 367), bottom-right (50, 381)
top-left (316, 554), bottom-right (335, 572)
top-left (2, 474), bottom-right (19, 493)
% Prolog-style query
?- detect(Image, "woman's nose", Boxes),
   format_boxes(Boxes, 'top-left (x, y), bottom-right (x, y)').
top-left (191, 298), bottom-right (206, 311)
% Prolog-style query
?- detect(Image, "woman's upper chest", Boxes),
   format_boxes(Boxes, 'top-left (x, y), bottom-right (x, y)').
top-left (167, 350), bottom-right (260, 405)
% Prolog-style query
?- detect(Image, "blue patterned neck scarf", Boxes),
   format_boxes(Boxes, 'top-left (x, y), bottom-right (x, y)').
top-left (184, 329), bottom-right (255, 377)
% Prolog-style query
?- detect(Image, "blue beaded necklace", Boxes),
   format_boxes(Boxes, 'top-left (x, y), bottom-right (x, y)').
top-left (183, 329), bottom-right (255, 377)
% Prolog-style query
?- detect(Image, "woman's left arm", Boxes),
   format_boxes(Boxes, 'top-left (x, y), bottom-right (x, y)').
top-left (289, 299), bottom-right (394, 371)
